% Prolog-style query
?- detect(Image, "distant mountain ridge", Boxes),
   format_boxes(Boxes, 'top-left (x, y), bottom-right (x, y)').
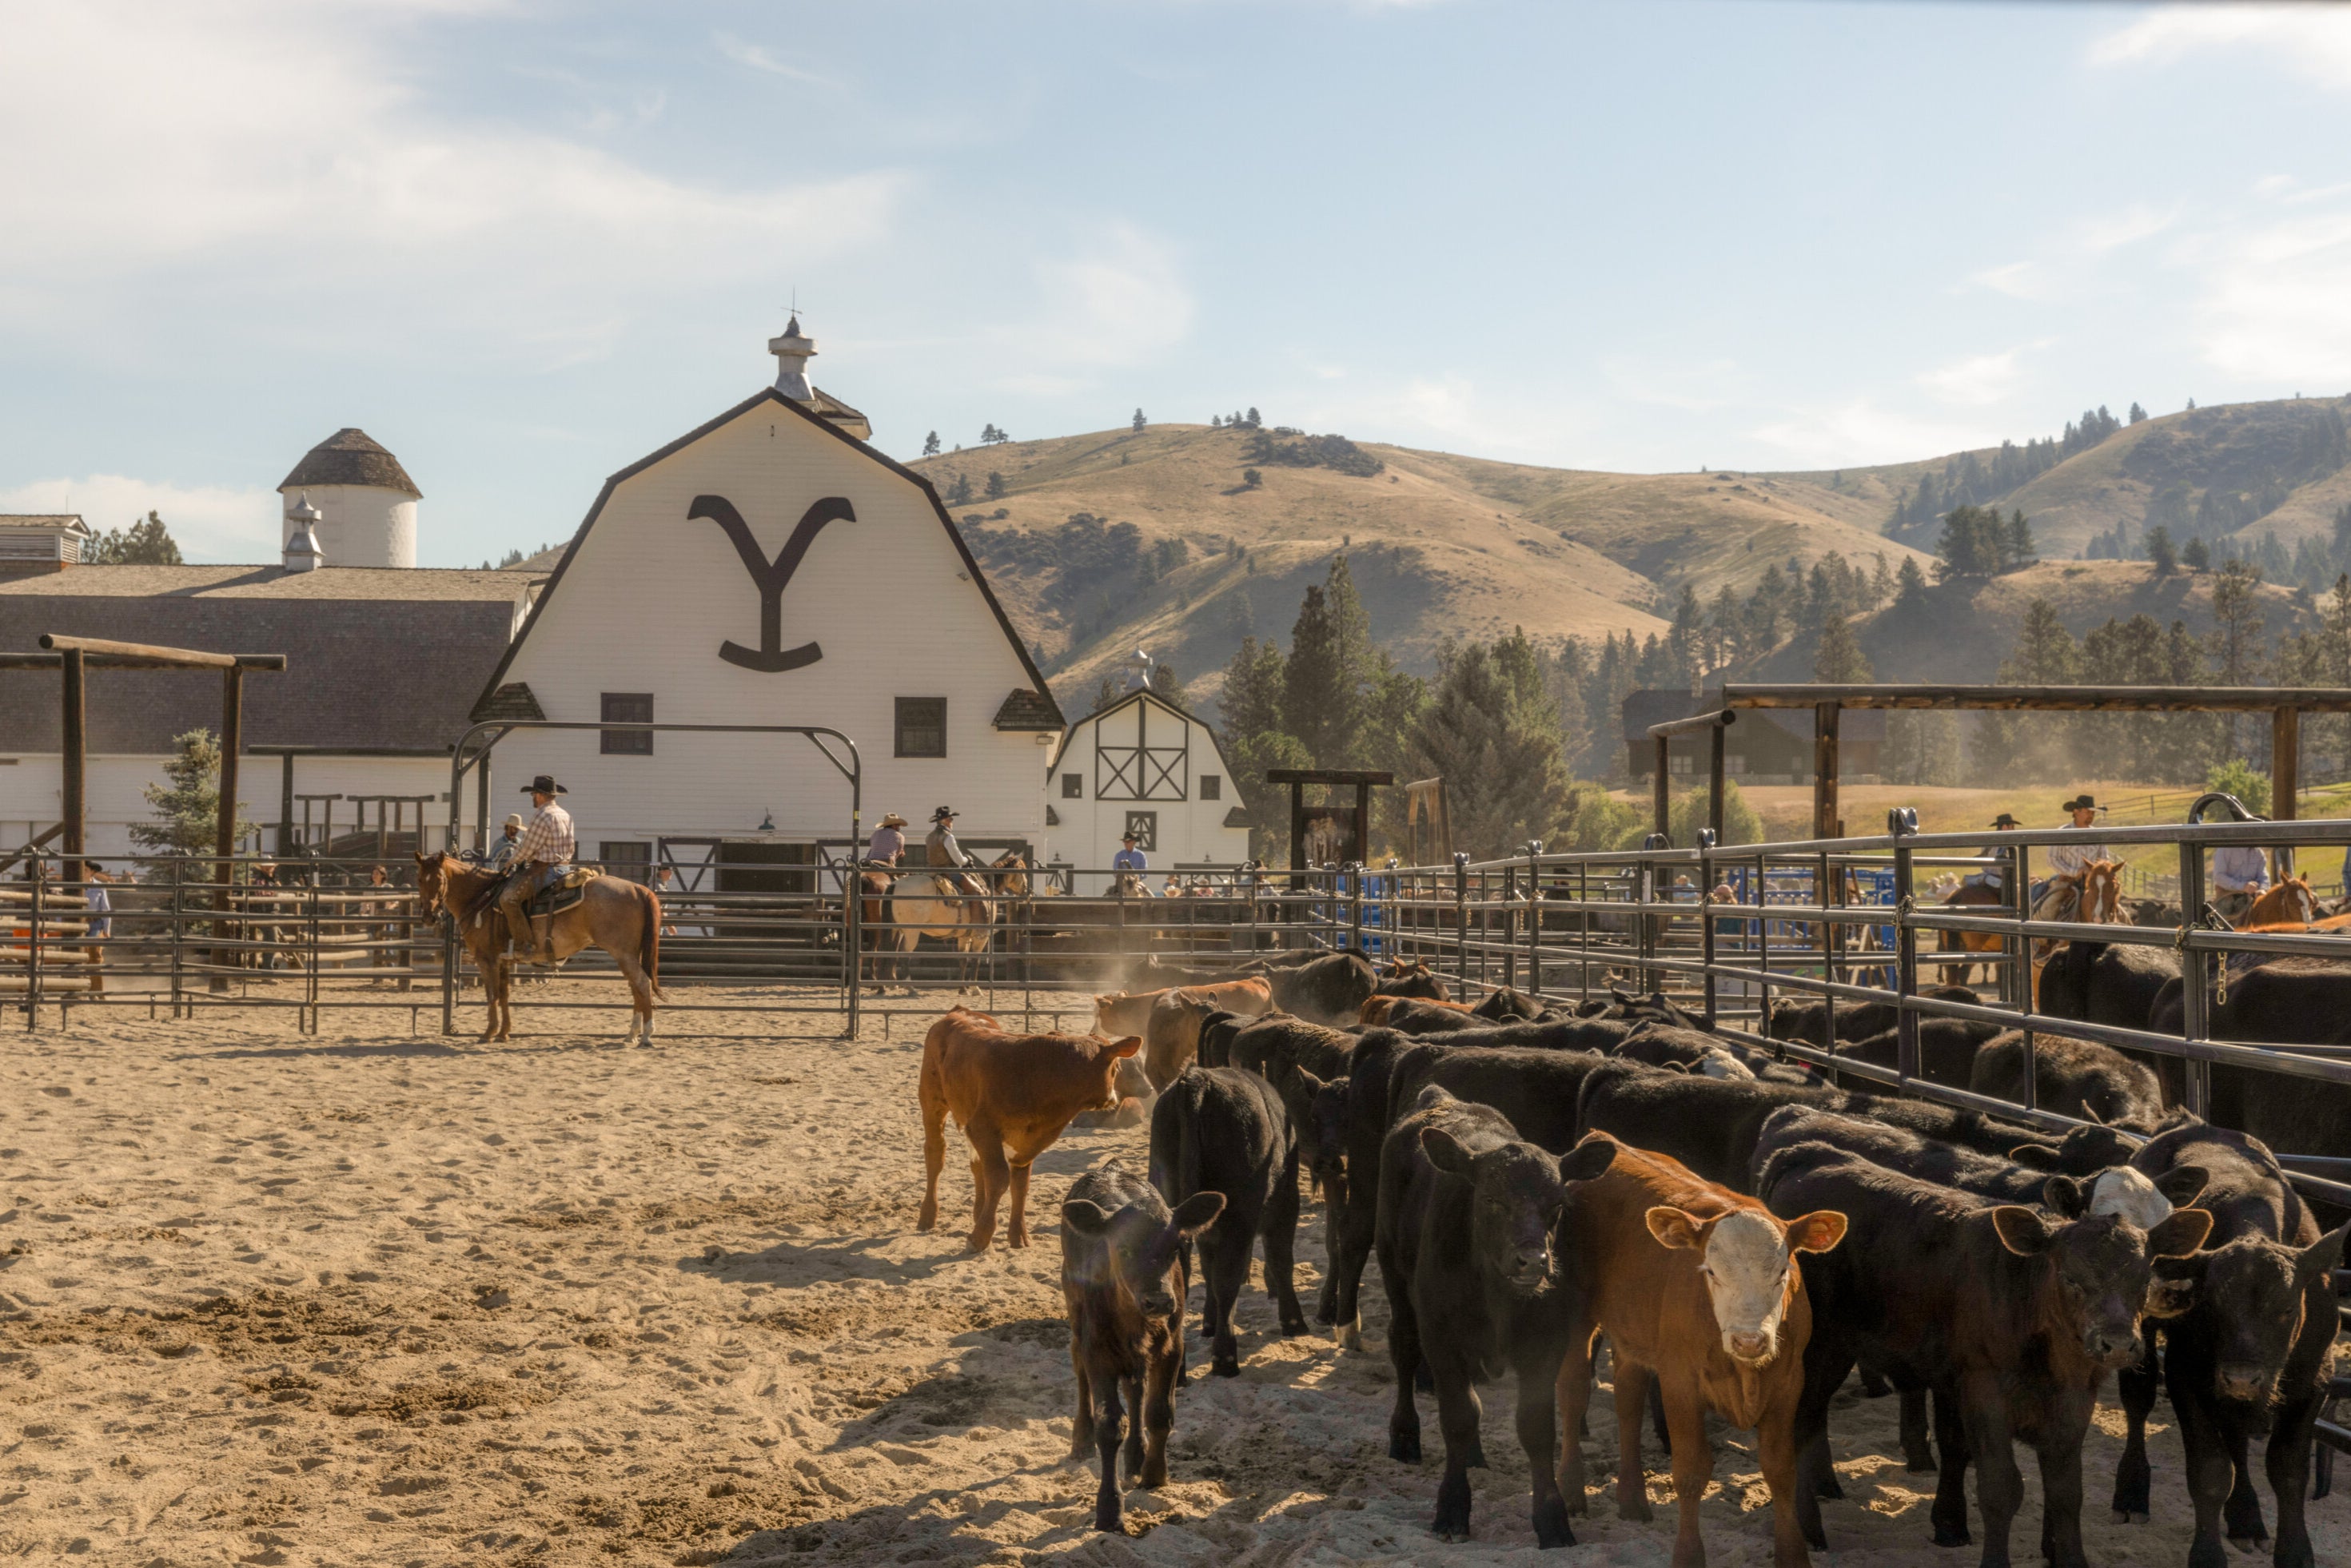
top-left (907, 395), bottom-right (2347, 721)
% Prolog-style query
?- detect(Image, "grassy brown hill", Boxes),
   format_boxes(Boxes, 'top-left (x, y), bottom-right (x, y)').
top-left (915, 424), bottom-right (1935, 714)
top-left (1751, 558), bottom-right (2316, 684)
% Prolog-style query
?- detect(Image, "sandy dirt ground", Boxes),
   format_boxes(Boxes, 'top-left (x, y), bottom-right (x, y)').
top-left (0, 980), bottom-right (2341, 1566)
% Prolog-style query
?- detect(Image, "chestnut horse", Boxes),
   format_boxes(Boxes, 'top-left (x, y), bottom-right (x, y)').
top-left (2241, 874), bottom-right (2318, 929)
top-left (1940, 860), bottom-right (2126, 987)
top-left (414, 852), bottom-right (664, 1044)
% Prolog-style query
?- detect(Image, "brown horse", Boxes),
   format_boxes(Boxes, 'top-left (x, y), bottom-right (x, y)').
top-left (414, 853), bottom-right (664, 1044)
top-left (2241, 874), bottom-right (2317, 929)
top-left (1940, 860), bottom-right (2126, 986)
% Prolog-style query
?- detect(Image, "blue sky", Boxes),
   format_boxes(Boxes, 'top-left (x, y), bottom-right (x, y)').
top-left (7, 1), bottom-right (2351, 566)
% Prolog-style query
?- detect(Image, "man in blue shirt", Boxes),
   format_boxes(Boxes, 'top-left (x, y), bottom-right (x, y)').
top-left (1112, 831), bottom-right (1147, 878)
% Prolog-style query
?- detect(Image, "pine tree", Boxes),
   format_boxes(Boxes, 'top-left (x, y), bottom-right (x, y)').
top-left (922, 431), bottom-right (941, 456)
top-left (1894, 555), bottom-right (1929, 608)
top-left (90, 510), bottom-right (183, 566)
top-left (131, 729), bottom-right (253, 858)
top-left (1407, 639), bottom-right (1570, 859)
top-left (1152, 659), bottom-right (1189, 710)
top-left (985, 471), bottom-right (1006, 500)
top-left (2005, 510), bottom-right (2036, 570)
top-left (1245, 407), bottom-right (1261, 428)
top-left (2182, 536), bottom-right (2211, 571)
top-left (1668, 585), bottom-right (1703, 690)
top-left (1867, 551), bottom-right (1894, 611)
top-left (1093, 675), bottom-right (1119, 712)
top-left (1813, 614), bottom-right (1872, 681)
top-left (2146, 525), bottom-right (2178, 575)
top-left (2129, 402), bottom-right (2148, 424)
top-left (1321, 555), bottom-right (1376, 758)
top-left (946, 473), bottom-right (972, 507)
top-left (1283, 585), bottom-right (1345, 763)
top-left (1132, 408), bottom-right (1146, 433)
top-left (1212, 415), bottom-right (1222, 428)
top-left (1219, 636), bottom-right (1289, 743)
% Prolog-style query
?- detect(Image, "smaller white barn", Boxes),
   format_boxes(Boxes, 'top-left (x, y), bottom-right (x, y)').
top-left (1044, 664), bottom-right (1249, 890)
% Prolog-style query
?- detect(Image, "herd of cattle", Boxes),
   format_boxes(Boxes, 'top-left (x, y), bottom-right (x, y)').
top-left (913, 945), bottom-right (2348, 1567)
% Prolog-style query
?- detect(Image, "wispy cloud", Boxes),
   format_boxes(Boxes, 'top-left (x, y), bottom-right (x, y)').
top-left (1916, 346), bottom-right (2040, 408)
top-left (0, 476), bottom-right (282, 563)
top-left (714, 32), bottom-right (842, 89)
top-left (2093, 7), bottom-right (2351, 91)
top-left (1028, 224), bottom-right (1195, 368)
top-left (1748, 403), bottom-right (1996, 469)
top-left (2192, 202), bottom-right (2351, 384)
top-left (0, 5), bottom-right (903, 368)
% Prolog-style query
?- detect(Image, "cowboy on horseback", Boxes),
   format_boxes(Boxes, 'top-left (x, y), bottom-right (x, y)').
top-left (867, 811), bottom-right (910, 867)
top-left (2212, 842), bottom-right (2272, 925)
top-left (2042, 793), bottom-right (2111, 907)
top-left (925, 806), bottom-right (990, 906)
top-left (498, 774), bottom-right (576, 965)
top-left (1966, 812), bottom-right (2020, 891)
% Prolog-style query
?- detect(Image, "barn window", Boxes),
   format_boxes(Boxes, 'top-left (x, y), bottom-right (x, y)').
top-left (600, 693), bottom-right (654, 754)
top-left (895, 698), bottom-right (947, 758)
top-left (1062, 772), bottom-right (1083, 798)
top-left (1123, 811), bottom-right (1158, 852)
top-left (1200, 774), bottom-right (1221, 800)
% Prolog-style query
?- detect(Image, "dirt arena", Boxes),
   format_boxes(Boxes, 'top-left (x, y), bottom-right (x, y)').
top-left (0, 983), bottom-right (2340, 1566)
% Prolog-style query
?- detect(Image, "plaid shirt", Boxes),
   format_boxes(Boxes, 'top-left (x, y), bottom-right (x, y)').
top-left (514, 802), bottom-right (576, 866)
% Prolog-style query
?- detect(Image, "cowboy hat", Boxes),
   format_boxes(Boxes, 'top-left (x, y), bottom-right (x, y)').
top-left (1121, 829), bottom-right (1138, 842)
top-left (1990, 812), bottom-right (2021, 829)
top-left (879, 812), bottom-right (909, 829)
top-left (2060, 794), bottom-right (2101, 813)
top-left (521, 774), bottom-right (568, 795)
top-left (930, 806), bottom-right (956, 822)
top-left (503, 813), bottom-right (524, 830)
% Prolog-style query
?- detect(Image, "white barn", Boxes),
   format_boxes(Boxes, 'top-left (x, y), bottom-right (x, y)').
top-left (463, 318), bottom-right (1066, 891)
top-left (1043, 671), bottom-right (1249, 891)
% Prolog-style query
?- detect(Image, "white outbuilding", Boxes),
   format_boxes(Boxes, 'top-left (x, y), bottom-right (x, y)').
top-left (1042, 656), bottom-right (1250, 891)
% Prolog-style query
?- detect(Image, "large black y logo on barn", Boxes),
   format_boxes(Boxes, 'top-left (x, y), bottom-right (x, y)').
top-left (691, 494), bottom-right (855, 672)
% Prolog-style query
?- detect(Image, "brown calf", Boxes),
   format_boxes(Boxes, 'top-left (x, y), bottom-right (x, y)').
top-left (1559, 1138), bottom-right (1847, 1568)
top-left (1360, 993), bottom-right (1474, 1028)
top-left (1142, 989), bottom-right (1229, 1091)
top-left (1094, 977), bottom-right (1272, 1039)
top-left (918, 1007), bottom-right (1141, 1251)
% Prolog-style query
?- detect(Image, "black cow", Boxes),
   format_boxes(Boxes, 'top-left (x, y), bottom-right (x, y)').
top-left (1147, 1067), bottom-right (1311, 1376)
top-left (1760, 1140), bottom-right (2210, 1568)
top-left (2150, 959), bottom-right (2351, 1161)
top-left (1386, 1041), bottom-right (1612, 1156)
top-left (1328, 1019), bottom-right (1638, 1345)
top-left (1374, 965), bottom-right (1448, 1000)
top-left (2114, 1117), bottom-right (2349, 1568)
top-left (1377, 1086), bottom-right (1618, 1545)
top-left (1472, 985), bottom-right (1546, 1021)
top-left (1614, 1023), bottom-right (1755, 1080)
top-left (1061, 1160), bottom-right (1225, 1533)
top-left (1383, 998), bottom-right (1493, 1035)
top-left (2038, 941), bottom-right (2181, 1033)
top-left (1266, 951), bottom-right (1377, 1025)
top-left (1968, 1030), bottom-right (2168, 1130)
top-left (1767, 985), bottom-right (1989, 1045)
top-left (1576, 1058), bottom-right (2140, 1192)
top-left (1835, 1018), bottom-right (1990, 1088)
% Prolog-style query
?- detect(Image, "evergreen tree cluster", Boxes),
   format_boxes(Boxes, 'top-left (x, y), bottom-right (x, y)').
top-left (979, 424), bottom-right (1011, 445)
top-left (1886, 406), bottom-right (2128, 543)
top-left (1933, 505), bottom-right (2036, 580)
top-left (1238, 428), bottom-right (1384, 478)
top-left (87, 510), bottom-right (182, 566)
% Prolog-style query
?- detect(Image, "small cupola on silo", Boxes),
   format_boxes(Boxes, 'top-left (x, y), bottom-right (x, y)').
top-left (282, 493), bottom-right (325, 573)
top-left (277, 428), bottom-right (420, 567)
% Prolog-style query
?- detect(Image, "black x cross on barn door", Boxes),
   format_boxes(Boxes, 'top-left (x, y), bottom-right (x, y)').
top-left (691, 494), bottom-right (855, 672)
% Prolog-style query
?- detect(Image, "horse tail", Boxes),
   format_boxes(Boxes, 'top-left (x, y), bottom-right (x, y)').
top-left (638, 882), bottom-right (664, 998)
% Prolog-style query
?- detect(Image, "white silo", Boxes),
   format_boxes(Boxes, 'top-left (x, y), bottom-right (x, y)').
top-left (277, 428), bottom-right (420, 568)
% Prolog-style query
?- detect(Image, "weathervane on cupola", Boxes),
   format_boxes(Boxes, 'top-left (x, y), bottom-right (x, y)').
top-left (769, 298), bottom-right (817, 402)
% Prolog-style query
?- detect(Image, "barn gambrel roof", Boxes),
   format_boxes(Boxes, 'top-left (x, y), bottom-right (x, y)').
top-left (1046, 686), bottom-right (1249, 813)
top-left (466, 386), bottom-right (1064, 732)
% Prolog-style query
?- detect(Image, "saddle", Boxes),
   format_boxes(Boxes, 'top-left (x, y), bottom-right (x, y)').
top-left (526, 864), bottom-right (598, 919)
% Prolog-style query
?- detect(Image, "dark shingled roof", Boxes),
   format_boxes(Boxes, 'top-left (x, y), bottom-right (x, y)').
top-left (1222, 806), bottom-right (1253, 830)
top-left (280, 428), bottom-right (421, 498)
top-left (0, 570), bottom-right (523, 753)
top-left (471, 683), bottom-right (545, 723)
top-left (992, 686), bottom-right (1064, 731)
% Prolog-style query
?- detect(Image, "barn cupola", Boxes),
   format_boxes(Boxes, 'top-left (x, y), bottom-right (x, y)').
top-left (763, 316), bottom-right (873, 440)
top-left (769, 314), bottom-right (817, 401)
top-left (282, 492), bottom-right (325, 573)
